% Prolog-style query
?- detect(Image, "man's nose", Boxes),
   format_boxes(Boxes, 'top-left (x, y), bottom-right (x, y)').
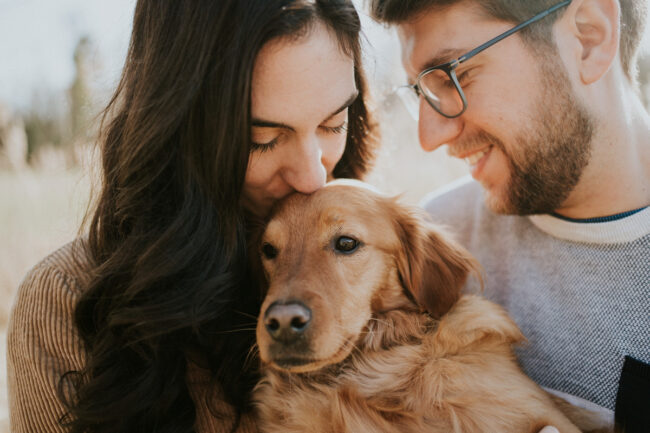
top-left (284, 136), bottom-right (327, 194)
top-left (418, 98), bottom-right (463, 152)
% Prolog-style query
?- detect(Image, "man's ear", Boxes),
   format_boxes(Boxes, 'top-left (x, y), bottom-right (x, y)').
top-left (560, 0), bottom-right (620, 84)
top-left (393, 206), bottom-right (481, 319)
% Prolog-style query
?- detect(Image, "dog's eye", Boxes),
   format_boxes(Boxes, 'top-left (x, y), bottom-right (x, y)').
top-left (335, 236), bottom-right (359, 254)
top-left (261, 242), bottom-right (278, 260)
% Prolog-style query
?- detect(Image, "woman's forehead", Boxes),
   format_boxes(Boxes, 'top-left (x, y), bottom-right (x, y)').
top-left (251, 22), bottom-right (356, 126)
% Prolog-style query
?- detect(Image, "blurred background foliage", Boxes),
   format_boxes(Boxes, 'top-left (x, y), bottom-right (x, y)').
top-left (1, 36), bottom-right (97, 169)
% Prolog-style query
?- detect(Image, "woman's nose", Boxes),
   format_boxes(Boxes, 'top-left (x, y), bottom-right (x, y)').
top-left (418, 98), bottom-right (463, 152)
top-left (284, 136), bottom-right (327, 194)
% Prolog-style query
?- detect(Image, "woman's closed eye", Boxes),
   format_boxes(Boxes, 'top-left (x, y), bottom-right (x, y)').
top-left (321, 121), bottom-right (348, 134)
top-left (250, 137), bottom-right (279, 153)
top-left (320, 107), bottom-right (349, 135)
top-left (250, 119), bottom-right (348, 153)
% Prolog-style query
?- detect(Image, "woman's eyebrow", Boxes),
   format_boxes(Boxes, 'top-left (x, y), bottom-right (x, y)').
top-left (251, 119), bottom-right (295, 131)
top-left (324, 90), bottom-right (359, 121)
top-left (251, 90), bottom-right (359, 130)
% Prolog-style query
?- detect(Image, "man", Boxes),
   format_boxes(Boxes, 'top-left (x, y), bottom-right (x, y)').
top-left (371, 0), bottom-right (649, 432)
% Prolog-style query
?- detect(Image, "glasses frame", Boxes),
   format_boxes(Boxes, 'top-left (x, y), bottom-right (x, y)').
top-left (408, 0), bottom-right (572, 118)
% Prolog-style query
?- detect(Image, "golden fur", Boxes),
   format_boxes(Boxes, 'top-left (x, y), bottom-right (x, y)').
top-left (253, 180), bottom-right (582, 433)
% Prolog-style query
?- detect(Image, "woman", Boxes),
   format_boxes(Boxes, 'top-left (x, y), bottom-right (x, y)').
top-left (7, 1), bottom-right (377, 432)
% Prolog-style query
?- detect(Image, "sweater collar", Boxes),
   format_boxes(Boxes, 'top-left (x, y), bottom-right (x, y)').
top-left (528, 206), bottom-right (650, 244)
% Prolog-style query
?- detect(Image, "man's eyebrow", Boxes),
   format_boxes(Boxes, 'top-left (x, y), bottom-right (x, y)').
top-left (251, 91), bottom-right (359, 130)
top-left (419, 48), bottom-right (468, 72)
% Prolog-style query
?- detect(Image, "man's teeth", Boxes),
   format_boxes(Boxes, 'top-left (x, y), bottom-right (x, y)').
top-left (464, 148), bottom-right (489, 166)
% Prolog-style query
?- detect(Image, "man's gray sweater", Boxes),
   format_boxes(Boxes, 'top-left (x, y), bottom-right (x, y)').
top-left (422, 178), bottom-right (649, 428)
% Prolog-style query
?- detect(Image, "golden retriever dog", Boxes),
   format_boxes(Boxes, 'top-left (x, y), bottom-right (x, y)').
top-left (253, 179), bottom-right (582, 433)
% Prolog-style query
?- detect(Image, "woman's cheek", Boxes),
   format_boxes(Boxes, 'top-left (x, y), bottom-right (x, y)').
top-left (325, 134), bottom-right (348, 174)
top-left (245, 152), bottom-right (271, 186)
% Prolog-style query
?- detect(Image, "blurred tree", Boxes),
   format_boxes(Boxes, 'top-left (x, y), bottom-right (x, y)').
top-left (0, 102), bottom-right (28, 170)
top-left (22, 92), bottom-right (66, 161)
top-left (20, 35), bottom-right (98, 166)
top-left (69, 36), bottom-right (94, 140)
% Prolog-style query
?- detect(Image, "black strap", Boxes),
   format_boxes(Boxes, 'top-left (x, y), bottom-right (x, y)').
top-left (615, 356), bottom-right (650, 433)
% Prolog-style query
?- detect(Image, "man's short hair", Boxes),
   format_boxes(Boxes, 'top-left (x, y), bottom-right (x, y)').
top-left (370, 0), bottom-right (648, 82)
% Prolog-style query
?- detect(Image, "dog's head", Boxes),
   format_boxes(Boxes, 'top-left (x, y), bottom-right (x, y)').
top-left (255, 180), bottom-right (480, 373)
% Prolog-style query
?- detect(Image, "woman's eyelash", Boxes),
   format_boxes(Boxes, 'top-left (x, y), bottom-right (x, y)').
top-left (251, 122), bottom-right (347, 152)
top-left (322, 122), bottom-right (348, 134)
top-left (250, 138), bottom-right (278, 153)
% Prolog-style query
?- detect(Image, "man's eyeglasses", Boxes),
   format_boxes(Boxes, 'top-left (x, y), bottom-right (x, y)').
top-left (400, 0), bottom-right (571, 119)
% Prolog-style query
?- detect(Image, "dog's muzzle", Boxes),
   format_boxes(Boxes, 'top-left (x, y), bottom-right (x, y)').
top-left (262, 300), bottom-right (315, 368)
top-left (264, 301), bottom-right (312, 344)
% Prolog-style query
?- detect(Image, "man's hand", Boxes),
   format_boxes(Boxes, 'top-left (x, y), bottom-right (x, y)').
top-left (539, 427), bottom-right (560, 433)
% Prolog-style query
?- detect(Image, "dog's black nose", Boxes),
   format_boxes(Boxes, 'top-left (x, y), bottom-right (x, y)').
top-left (264, 301), bottom-right (312, 343)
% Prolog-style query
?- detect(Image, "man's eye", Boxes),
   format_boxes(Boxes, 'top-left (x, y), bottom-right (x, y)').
top-left (261, 242), bottom-right (278, 259)
top-left (442, 77), bottom-right (456, 89)
top-left (334, 236), bottom-right (359, 254)
top-left (456, 70), bottom-right (471, 84)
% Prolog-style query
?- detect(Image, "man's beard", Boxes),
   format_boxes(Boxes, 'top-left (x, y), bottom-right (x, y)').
top-left (485, 59), bottom-right (595, 215)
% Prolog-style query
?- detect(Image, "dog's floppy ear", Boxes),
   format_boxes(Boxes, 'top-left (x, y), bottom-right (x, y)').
top-left (393, 205), bottom-right (481, 319)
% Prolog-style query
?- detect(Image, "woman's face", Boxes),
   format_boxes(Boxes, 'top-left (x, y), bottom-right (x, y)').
top-left (244, 23), bottom-right (358, 217)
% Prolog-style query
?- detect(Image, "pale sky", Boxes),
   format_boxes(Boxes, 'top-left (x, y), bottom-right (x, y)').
top-left (0, 0), bottom-right (135, 110)
top-left (1, 1), bottom-right (649, 111)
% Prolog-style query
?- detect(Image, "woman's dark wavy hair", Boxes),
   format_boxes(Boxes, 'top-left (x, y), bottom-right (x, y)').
top-left (59, 1), bottom-right (377, 432)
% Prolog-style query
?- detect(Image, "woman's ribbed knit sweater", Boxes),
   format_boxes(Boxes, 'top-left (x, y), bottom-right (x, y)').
top-left (7, 240), bottom-right (258, 433)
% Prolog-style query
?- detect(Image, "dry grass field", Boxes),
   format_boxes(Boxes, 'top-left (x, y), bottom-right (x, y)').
top-left (1, 168), bottom-right (92, 323)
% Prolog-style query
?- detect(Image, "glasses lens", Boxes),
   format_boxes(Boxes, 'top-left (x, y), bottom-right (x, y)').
top-left (394, 85), bottom-right (420, 120)
top-left (419, 69), bottom-right (464, 117)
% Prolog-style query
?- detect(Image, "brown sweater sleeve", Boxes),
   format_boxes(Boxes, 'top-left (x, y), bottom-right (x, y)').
top-left (7, 251), bottom-right (86, 433)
